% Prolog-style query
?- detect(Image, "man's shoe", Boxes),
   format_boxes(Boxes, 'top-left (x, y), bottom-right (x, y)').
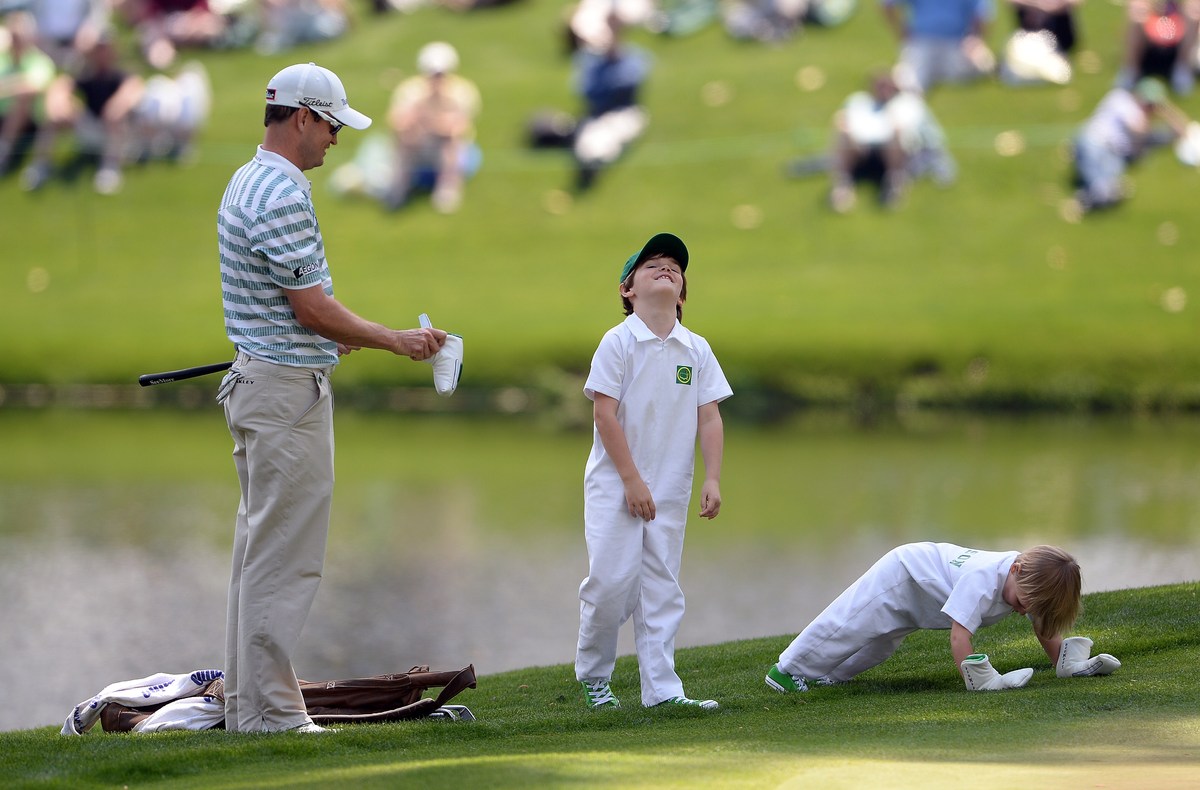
top-left (290, 722), bottom-right (336, 733)
top-left (581, 679), bottom-right (621, 709)
top-left (655, 696), bottom-right (718, 710)
top-left (766, 664), bottom-right (808, 693)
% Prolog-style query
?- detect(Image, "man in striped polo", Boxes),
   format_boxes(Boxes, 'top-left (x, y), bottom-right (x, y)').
top-left (216, 62), bottom-right (447, 734)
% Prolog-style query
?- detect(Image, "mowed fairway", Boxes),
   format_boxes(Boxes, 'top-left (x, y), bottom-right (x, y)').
top-left (4, 0), bottom-right (1200, 410)
top-left (2, 585), bottom-right (1196, 788)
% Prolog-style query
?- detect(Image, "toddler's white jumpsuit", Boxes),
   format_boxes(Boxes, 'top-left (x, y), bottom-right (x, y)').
top-left (778, 542), bottom-right (1018, 682)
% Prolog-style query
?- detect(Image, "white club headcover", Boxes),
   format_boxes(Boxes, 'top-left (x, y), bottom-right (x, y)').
top-left (425, 334), bottom-right (463, 397)
top-left (960, 654), bottom-right (1034, 691)
top-left (1056, 636), bottom-right (1121, 678)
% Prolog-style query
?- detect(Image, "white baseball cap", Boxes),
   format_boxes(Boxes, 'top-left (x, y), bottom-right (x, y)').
top-left (265, 62), bottom-right (372, 131)
top-left (417, 42), bottom-right (459, 75)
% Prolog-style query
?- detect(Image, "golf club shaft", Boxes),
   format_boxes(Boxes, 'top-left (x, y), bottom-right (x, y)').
top-left (138, 361), bottom-right (233, 387)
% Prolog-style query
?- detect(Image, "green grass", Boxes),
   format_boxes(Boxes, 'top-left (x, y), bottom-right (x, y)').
top-left (5, 0), bottom-right (1200, 411)
top-left (2, 583), bottom-right (1196, 788)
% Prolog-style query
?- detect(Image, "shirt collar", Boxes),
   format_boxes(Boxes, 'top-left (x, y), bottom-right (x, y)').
top-left (624, 313), bottom-right (693, 349)
top-left (254, 146), bottom-right (311, 194)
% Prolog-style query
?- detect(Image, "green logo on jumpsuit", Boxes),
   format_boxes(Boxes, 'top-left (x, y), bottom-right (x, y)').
top-left (676, 366), bottom-right (692, 385)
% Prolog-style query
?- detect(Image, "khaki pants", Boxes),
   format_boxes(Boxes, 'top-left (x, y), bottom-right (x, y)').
top-left (220, 352), bottom-right (334, 732)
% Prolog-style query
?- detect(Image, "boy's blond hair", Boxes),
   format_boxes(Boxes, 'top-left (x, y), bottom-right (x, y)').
top-left (1015, 545), bottom-right (1081, 639)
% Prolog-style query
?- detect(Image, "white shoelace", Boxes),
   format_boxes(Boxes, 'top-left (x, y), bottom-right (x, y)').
top-left (584, 680), bottom-right (617, 706)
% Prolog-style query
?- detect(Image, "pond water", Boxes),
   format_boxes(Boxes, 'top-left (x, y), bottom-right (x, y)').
top-left (2, 411), bottom-right (1198, 732)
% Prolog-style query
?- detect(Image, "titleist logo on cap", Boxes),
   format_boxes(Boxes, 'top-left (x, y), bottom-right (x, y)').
top-left (303, 97), bottom-right (333, 108)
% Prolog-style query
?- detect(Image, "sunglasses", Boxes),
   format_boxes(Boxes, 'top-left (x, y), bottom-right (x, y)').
top-left (302, 103), bottom-right (344, 135)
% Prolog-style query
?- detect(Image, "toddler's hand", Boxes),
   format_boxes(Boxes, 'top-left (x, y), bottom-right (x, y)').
top-left (698, 481), bottom-right (721, 519)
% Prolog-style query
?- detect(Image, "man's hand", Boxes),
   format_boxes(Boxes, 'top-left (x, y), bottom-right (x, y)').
top-left (396, 327), bottom-right (446, 361)
top-left (960, 654), bottom-right (1033, 691)
top-left (1056, 636), bottom-right (1121, 678)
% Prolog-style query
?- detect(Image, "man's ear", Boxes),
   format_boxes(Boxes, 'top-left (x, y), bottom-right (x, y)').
top-left (294, 106), bottom-right (314, 132)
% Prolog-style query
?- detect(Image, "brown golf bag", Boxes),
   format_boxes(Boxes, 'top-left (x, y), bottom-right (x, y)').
top-left (100, 665), bottom-right (477, 732)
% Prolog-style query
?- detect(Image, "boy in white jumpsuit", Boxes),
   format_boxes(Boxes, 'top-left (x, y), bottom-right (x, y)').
top-left (767, 542), bottom-right (1122, 693)
top-left (576, 232), bottom-right (733, 710)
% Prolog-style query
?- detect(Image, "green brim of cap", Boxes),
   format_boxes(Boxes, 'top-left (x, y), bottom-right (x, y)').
top-left (619, 232), bottom-right (689, 283)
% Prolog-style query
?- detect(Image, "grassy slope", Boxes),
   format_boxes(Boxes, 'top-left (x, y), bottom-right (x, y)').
top-left (4, 0), bottom-right (1200, 409)
top-left (2, 584), bottom-right (1197, 788)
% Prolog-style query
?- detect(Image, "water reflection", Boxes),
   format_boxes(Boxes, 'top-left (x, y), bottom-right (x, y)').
top-left (2, 414), bottom-right (1198, 732)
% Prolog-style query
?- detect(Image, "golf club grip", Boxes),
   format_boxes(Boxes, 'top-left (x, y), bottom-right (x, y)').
top-left (138, 361), bottom-right (233, 387)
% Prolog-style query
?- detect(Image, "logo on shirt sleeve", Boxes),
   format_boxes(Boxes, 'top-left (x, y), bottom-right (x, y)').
top-left (293, 262), bottom-right (320, 279)
top-left (676, 365), bottom-right (692, 385)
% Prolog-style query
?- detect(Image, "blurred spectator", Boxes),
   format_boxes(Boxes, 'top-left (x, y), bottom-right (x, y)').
top-left (0, 12), bottom-right (56, 177)
top-left (998, 0), bottom-right (1079, 85)
top-left (826, 67), bottom-right (955, 212)
top-left (881, 0), bottom-right (996, 93)
top-left (722, 0), bottom-right (857, 42)
top-left (385, 41), bottom-right (481, 213)
top-left (1070, 77), bottom-right (1191, 213)
top-left (829, 69), bottom-right (908, 212)
top-left (134, 58), bottom-right (209, 162)
top-left (1116, 0), bottom-right (1199, 96)
top-left (255, 0), bottom-right (348, 54)
top-left (28, 0), bottom-right (110, 70)
top-left (571, 13), bottom-right (650, 191)
top-left (723, 0), bottom-right (810, 41)
top-left (21, 33), bottom-right (143, 194)
top-left (566, 0), bottom-right (656, 53)
top-left (118, 0), bottom-right (227, 70)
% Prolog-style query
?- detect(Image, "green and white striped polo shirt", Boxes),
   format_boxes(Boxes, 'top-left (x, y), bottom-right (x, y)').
top-left (218, 147), bottom-right (338, 368)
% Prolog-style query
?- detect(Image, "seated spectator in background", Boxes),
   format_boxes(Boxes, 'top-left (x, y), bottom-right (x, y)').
top-left (999, 0), bottom-right (1079, 84)
top-left (723, 0), bottom-right (858, 43)
top-left (1070, 77), bottom-right (1191, 213)
top-left (118, 0), bottom-right (227, 70)
top-left (826, 67), bottom-right (955, 212)
top-left (29, 0), bottom-right (110, 71)
top-left (386, 41), bottom-right (481, 213)
top-left (566, 0), bottom-right (657, 53)
top-left (1116, 0), bottom-right (1199, 96)
top-left (134, 58), bottom-right (210, 162)
top-left (0, 13), bottom-right (57, 177)
top-left (881, 0), bottom-right (996, 93)
top-left (829, 69), bottom-right (909, 212)
top-left (22, 33), bottom-right (143, 194)
top-left (723, 0), bottom-right (812, 42)
top-left (571, 13), bottom-right (650, 191)
top-left (255, 0), bottom-right (348, 54)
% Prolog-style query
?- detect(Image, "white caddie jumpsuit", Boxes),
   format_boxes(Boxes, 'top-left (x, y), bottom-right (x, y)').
top-left (575, 313), bottom-right (732, 706)
top-left (778, 542), bottom-right (1019, 682)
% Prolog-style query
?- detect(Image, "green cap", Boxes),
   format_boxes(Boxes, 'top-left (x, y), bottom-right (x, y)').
top-left (1134, 77), bottom-right (1167, 106)
top-left (619, 232), bottom-right (689, 284)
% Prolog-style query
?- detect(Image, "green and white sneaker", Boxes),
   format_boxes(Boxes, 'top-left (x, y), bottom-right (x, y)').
top-left (766, 664), bottom-right (809, 693)
top-left (656, 696), bottom-right (719, 710)
top-left (580, 679), bottom-right (621, 709)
